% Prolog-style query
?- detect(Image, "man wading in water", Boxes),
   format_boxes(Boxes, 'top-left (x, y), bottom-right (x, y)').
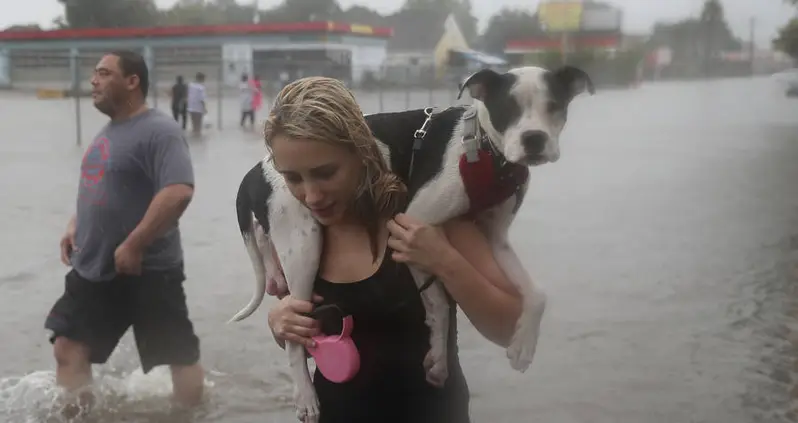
top-left (44, 50), bottom-right (205, 416)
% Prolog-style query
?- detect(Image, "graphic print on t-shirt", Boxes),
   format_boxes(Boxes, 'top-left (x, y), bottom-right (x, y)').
top-left (79, 136), bottom-right (110, 206)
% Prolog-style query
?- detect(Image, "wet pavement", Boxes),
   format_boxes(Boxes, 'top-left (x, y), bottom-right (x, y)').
top-left (1, 78), bottom-right (797, 423)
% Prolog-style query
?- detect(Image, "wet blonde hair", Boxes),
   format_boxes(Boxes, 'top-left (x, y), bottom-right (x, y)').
top-left (263, 76), bottom-right (407, 260)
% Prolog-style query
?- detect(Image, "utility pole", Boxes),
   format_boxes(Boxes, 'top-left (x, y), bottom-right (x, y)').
top-left (749, 16), bottom-right (756, 76)
top-left (252, 0), bottom-right (260, 24)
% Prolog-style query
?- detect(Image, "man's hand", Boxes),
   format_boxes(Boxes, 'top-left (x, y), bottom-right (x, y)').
top-left (60, 216), bottom-right (77, 266)
top-left (114, 240), bottom-right (144, 276)
top-left (121, 184), bottom-right (193, 273)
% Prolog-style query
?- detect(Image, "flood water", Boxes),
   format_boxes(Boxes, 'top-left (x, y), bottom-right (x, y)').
top-left (1, 78), bottom-right (797, 423)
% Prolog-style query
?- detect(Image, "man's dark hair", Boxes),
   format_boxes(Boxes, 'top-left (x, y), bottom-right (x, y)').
top-left (110, 50), bottom-right (149, 99)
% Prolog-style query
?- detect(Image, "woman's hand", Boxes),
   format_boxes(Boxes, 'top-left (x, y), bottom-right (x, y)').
top-left (267, 294), bottom-right (324, 349)
top-left (386, 213), bottom-right (455, 274)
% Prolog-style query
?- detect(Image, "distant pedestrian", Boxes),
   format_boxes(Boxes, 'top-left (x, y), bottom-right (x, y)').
top-left (171, 75), bottom-right (188, 130)
top-left (46, 49), bottom-right (205, 418)
top-left (186, 72), bottom-right (207, 137)
top-left (239, 73), bottom-right (256, 129)
top-left (251, 74), bottom-right (263, 114)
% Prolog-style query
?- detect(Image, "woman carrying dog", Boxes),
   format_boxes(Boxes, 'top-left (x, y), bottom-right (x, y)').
top-left (264, 77), bottom-right (523, 423)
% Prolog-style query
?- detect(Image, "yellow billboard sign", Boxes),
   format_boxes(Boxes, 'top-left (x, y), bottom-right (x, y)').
top-left (537, 0), bottom-right (584, 32)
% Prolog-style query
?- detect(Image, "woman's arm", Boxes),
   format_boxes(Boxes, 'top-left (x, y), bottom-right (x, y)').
top-left (430, 218), bottom-right (522, 347)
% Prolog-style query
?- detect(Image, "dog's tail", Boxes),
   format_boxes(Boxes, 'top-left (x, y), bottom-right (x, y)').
top-left (229, 165), bottom-right (269, 323)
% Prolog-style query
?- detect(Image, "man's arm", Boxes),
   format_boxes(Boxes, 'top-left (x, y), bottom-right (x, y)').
top-left (123, 128), bottom-right (195, 250)
top-left (124, 184), bottom-right (193, 250)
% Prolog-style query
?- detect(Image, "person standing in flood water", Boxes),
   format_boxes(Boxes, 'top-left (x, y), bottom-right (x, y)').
top-left (239, 73), bottom-right (256, 130)
top-left (186, 72), bottom-right (207, 137)
top-left (170, 75), bottom-right (188, 130)
top-left (44, 50), bottom-right (205, 415)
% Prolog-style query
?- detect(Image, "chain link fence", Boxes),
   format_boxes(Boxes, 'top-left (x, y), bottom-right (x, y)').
top-left (5, 52), bottom-right (474, 145)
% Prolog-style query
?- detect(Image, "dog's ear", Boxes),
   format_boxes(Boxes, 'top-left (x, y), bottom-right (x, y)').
top-left (549, 66), bottom-right (595, 102)
top-left (457, 68), bottom-right (503, 101)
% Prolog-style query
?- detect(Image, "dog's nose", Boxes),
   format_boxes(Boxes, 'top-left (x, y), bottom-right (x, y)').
top-left (521, 130), bottom-right (549, 156)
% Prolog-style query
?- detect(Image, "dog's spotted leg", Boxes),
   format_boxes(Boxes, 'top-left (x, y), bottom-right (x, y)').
top-left (404, 170), bottom-right (469, 388)
top-left (271, 195), bottom-right (323, 423)
top-left (478, 190), bottom-right (546, 372)
top-left (407, 265), bottom-right (450, 387)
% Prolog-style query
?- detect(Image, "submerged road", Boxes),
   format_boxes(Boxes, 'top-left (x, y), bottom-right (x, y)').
top-left (0, 77), bottom-right (797, 422)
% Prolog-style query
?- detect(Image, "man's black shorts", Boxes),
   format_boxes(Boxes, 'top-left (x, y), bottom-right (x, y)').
top-left (44, 266), bottom-right (200, 374)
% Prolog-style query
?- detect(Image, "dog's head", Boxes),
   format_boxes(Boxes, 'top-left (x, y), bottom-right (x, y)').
top-left (458, 65), bottom-right (594, 165)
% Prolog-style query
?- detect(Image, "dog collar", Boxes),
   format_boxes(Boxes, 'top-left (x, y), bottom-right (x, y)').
top-left (459, 106), bottom-right (529, 216)
top-left (408, 106), bottom-right (528, 217)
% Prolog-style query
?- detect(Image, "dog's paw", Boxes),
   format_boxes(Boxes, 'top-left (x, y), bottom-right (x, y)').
top-left (506, 328), bottom-right (538, 372)
top-left (293, 385), bottom-right (320, 423)
top-left (423, 347), bottom-right (449, 388)
top-left (507, 291), bottom-right (547, 372)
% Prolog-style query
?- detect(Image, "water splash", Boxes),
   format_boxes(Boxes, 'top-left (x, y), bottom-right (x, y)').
top-left (0, 366), bottom-right (215, 423)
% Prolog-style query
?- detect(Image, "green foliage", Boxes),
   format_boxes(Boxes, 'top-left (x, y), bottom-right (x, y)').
top-left (54, 0), bottom-right (481, 45)
top-left (57, 0), bottom-right (159, 28)
top-left (774, 18), bottom-right (798, 59)
top-left (479, 8), bottom-right (541, 54)
top-left (398, 0), bottom-right (478, 45)
top-left (159, 0), bottom-right (255, 26)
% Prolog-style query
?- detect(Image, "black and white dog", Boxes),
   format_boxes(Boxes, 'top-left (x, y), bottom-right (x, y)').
top-left (231, 65), bottom-right (594, 422)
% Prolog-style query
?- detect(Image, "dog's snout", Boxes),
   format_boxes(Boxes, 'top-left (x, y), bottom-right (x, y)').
top-left (521, 130), bottom-right (549, 156)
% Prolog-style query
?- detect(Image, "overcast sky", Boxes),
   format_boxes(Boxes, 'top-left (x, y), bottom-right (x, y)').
top-left (2, 0), bottom-right (795, 47)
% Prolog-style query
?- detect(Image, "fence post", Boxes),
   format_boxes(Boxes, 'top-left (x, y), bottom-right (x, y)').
top-left (404, 67), bottom-right (410, 110)
top-left (143, 46), bottom-right (156, 109)
top-left (378, 81), bottom-right (384, 113)
top-left (217, 61), bottom-right (223, 130)
top-left (70, 48), bottom-right (82, 147)
top-left (0, 48), bottom-right (10, 89)
top-left (428, 69), bottom-right (433, 106)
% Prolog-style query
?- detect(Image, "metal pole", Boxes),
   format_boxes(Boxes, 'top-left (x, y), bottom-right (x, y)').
top-left (404, 67), bottom-right (410, 110)
top-left (153, 61), bottom-right (159, 110)
top-left (252, 0), bottom-right (260, 24)
top-left (71, 48), bottom-right (82, 147)
top-left (428, 75), bottom-right (433, 106)
top-left (749, 17), bottom-right (756, 76)
top-left (217, 61), bottom-right (223, 130)
top-left (152, 61), bottom-right (158, 110)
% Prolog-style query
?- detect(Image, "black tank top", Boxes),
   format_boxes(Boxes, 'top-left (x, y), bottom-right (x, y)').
top-left (312, 248), bottom-right (471, 423)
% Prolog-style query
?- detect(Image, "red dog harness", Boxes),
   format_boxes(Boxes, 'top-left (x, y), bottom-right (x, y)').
top-left (458, 149), bottom-right (529, 217)
top-left (411, 107), bottom-right (528, 217)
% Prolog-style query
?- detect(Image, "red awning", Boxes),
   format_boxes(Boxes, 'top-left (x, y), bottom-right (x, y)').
top-left (0, 21), bottom-right (393, 41)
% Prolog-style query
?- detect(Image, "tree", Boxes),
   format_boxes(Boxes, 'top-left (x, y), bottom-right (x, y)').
top-left (698, 0), bottom-right (740, 53)
top-left (3, 24), bottom-right (42, 31)
top-left (772, 0), bottom-right (798, 60)
top-left (479, 8), bottom-right (541, 54)
top-left (774, 18), bottom-right (798, 60)
top-left (398, 0), bottom-right (478, 45)
top-left (160, 0), bottom-right (254, 26)
top-left (261, 0), bottom-right (341, 22)
top-left (336, 5), bottom-right (385, 26)
top-left (58, 0), bottom-right (158, 28)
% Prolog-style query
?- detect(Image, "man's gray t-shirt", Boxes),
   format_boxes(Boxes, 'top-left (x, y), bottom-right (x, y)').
top-left (71, 109), bottom-right (194, 282)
